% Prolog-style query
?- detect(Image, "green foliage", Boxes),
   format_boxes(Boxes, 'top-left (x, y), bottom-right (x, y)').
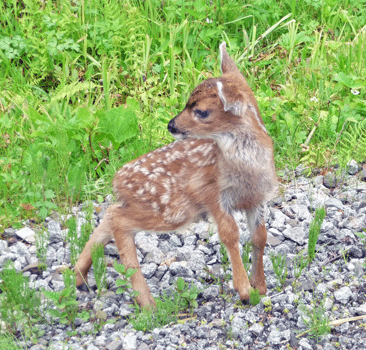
top-left (293, 252), bottom-right (309, 280)
top-left (249, 288), bottom-right (261, 306)
top-left (35, 229), bottom-right (49, 266)
top-left (128, 277), bottom-right (201, 332)
top-left (0, 0), bottom-right (365, 230)
top-left (308, 207), bottom-right (326, 265)
top-left (91, 243), bottom-right (107, 297)
top-left (128, 292), bottom-right (182, 332)
top-left (0, 331), bottom-right (23, 350)
top-left (299, 294), bottom-right (331, 340)
top-left (0, 261), bottom-right (45, 335)
top-left (270, 251), bottom-right (288, 289)
top-left (219, 242), bottom-right (231, 282)
top-left (338, 119), bottom-right (366, 167)
top-left (66, 211), bottom-right (93, 265)
top-left (175, 277), bottom-right (200, 315)
top-left (113, 261), bottom-right (140, 302)
top-left (42, 268), bottom-right (90, 330)
top-left (242, 242), bottom-right (253, 273)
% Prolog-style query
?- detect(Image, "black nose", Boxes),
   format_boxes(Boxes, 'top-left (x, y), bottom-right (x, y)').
top-left (168, 118), bottom-right (178, 134)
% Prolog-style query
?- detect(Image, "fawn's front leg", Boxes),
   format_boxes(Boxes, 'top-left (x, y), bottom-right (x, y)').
top-left (246, 208), bottom-right (267, 295)
top-left (212, 208), bottom-right (252, 300)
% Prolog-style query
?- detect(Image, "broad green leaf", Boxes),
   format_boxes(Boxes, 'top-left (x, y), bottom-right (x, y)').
top-left (96, 104), bottom-right (139, 149)
top-left (334, 72), bottom-right (356, 89)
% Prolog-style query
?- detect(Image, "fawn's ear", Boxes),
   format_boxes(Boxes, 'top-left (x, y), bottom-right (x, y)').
top-left (220, 42), bottom-right (241, 75)
top-left (217, 42), bottom-right (246, 116)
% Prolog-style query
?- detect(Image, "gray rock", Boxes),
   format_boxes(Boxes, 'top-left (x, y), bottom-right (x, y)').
top-left (299, 338), bottom-right (313, 350)
top-left (282, 226), bottom-right (306, 245)
top-left (249, 323), bottom-right (264, 336)
top-left (268, 329), bottom-right (282, 346)
top-left (334, 286), bottom-right (353, 304)
top-left (310, 190), bottom-right (330, 209)
top-left (325, 198), bottom-right (344, 210)
top-left (122, 333), bottom-right (137, 350)
top-left (135, 231), bottom-right (158, 254)
top-left (169, 234), bottom-right (182, 247)
top-left (270, 209), bottom-right (288, 231)
top-left (342, 214), bottom-right (366, 231)
top-left (16, 227), bottom-right (36, 244)
top-left (361, 168), bottom-right (366, 182)
top-left (194, 222), bottom-right (211, 240)
top-left (144, 247), bottom-right (165, 264)
top-left (347, 159), bottom-right (359, 175)
top-left (355, 303), bottom-right (366, 315)
top-left (202, 285), bottom-right (220, 300)
top-left (231, 315), bottom-right (246, 339)
top-left (267, 231), bottom-right (282, 246)
top-left (323, 172), bottom-right (337, 188)
top-left (169, 261), bottom-right (194, 277)
top-left (105, 244), bottom-right (119, 256)
top-left (137, 343), bottom-right (150, 350)
top-left (48, 220), bottom-right (63, 243)
top-left (0, 240), bottom-right (8, 251)
top-left (13, 241), bottom-right (31, 258)
top-left (141, 263), bottom-right (157, 279)
top-left (289, 204), bottom-right (311, 221)
top-left (3, 227), bottom-right (16, 238)
top-left (187, 250), bottom-right (206, 272)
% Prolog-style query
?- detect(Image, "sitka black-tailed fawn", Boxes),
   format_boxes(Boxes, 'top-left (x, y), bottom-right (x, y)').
top-left (75, 42), bottom-right (277, 308)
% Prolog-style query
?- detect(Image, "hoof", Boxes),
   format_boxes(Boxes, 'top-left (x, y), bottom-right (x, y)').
top-left (76, 282), bottom-right (89, 292)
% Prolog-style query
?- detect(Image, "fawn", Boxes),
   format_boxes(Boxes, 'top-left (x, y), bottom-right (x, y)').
top-left (75, 42), bottom-right (277, 308)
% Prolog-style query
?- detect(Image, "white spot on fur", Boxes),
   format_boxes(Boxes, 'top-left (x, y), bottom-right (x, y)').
top-left (150, 185), bottom-right (156, 195)
top-left (139, 167), bottom-right (150, 175)
top-left (151, 202), bottom-right (159, 212)
top-left (161, 193), bottom-right (170, 205)
top-left (136, 188), bottom-right (144, 195)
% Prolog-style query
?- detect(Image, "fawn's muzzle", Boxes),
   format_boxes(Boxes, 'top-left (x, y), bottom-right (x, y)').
top-left (167, 118), bottom-right (179, 135)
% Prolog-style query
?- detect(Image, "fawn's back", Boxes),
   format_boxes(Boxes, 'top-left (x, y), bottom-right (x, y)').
top-left (113, 138), bottom-right (220, 231)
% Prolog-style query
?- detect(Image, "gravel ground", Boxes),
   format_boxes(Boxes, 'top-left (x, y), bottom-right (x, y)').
top-left (2, 166), bottom-right (366, 350)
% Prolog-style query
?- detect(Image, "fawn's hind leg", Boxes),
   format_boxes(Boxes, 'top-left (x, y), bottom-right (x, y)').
top-left (111, 209), bottom-right (156, 308)
top-left (246, 207), bottom-right (267, 295)
top-left (75, 205), bottom-right (115, 288)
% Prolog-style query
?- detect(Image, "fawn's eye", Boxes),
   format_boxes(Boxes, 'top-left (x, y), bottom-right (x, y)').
top-left (194, 109), bottom-right (210, 119)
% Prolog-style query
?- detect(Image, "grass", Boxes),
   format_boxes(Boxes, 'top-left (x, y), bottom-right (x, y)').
top-left (0, 0), bottom-right (365, 229)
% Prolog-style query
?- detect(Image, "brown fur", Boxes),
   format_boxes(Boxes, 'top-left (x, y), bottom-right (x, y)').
top-left (74, 42), bottom-right (277, 308)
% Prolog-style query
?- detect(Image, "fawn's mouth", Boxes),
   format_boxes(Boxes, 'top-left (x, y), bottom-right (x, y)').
top-left (170, 132), bottom-right (187, 140)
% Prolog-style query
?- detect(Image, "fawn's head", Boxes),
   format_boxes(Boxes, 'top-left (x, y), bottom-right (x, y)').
top-left (168, 42), bottom-right (268, 141)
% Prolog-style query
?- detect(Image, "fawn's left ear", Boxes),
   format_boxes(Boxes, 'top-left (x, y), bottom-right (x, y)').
top-left (217, 42), bottom-right (246, 116)
top-left (220, 42), bottom-right (241, 75)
